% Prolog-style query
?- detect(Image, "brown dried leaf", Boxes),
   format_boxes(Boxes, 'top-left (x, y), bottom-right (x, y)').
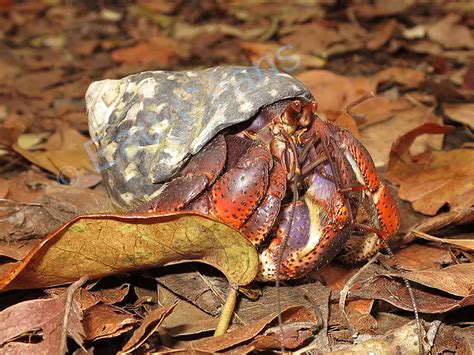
top-left (350, 0), bottom-right (412, 19)
top-left (121, 302), bottom-right (177, 353)
top-left (351, 96), bottom-right (413, 129)
top-left (190, 305), bottom-right (317, 353)
top-left (427, 14), bottom-right (474, 49)
top-left (392, 263), bottom-right (474, 298)
top-left (413, 231), bottom-right (474, 252)
top-left (157, 285), bottom-right (218, 336)
top-left (360, 103), bottom-right (443, 167)
top-left (351, 274), bottom-right (474, 313)
top-left (443, 103), bottom-right (474, 129)
top-left (316, 263), bottom-right (373, 316)
top-left (392, 243), bottom-right (453, 271)
top-left (280, 23), bottom-right (343, 56)
top-left (2, 170), bottom-right (51, 203)
top-left (83, 303), bottom-right (136, 341)
top-left (111, 37), bottom-right (187, 66)
top-left (366, 19), bottom-right (398, 50)
top-left (12, 125), bottom-right (100, 180)
top-left (0, 212), bottom-right (259, 291)
top-left (371, 67), bottom-right (426, 89)
top-left (239, 41), bottom-right (325, 71)
top-left (0, 178), bottom-right (8, 198)
top-left (0, 277), bottom-right (85, 353)
top-left (233, 306), bottom-right (318, 352)
top-left (297, 70), bottom-right (373, 119)
top-left (386, 123), bottom-right (474, 215)
top-left (76, 283), bottom-right (131, 310)
top-left (0, 186), bottom-right (112, 242)
top-left (0, 240), bottom-right (39, 261)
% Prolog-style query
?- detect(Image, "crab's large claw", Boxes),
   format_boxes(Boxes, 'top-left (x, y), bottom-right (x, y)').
top-left (313, 120), bottom-right (401, 262)
top-left (257, 163), bottom-right (352, 281)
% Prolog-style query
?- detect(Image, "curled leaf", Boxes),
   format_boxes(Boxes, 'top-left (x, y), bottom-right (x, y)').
top-left (0, 212), bottom-right (259, 291)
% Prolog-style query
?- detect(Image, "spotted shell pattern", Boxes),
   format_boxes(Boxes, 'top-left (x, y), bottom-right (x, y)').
top-left (86, 66), bottom-right (313, 210)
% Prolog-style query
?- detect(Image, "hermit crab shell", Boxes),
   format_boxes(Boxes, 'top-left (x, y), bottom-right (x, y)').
top-left (86, 66), bottom-right (313, 210)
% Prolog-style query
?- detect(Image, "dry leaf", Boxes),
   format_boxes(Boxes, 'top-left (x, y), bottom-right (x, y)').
top-left (0, 240), bottom-right (39, 261)
top-left (413, 231), bottom-right (474, 252)
top-left (280, 23), bottom-right (343, 56)
top-left (443, 103), bottom-right (474, 129)
top-left (157, 285), bottom-right (218, 336)
top-left (351, 96), bottom-right (413, 129)
top-left (427, 14), bottom-right (474, 49)
top-left (121, 302), bottom-right (177, 353)
top-left (75, 283), bottom-right (131, 310)
top-left (350, 0), bottom-right (412, 19)
top-left (12, 125), bottom-right (100, 181)
top-left (351, 272), bottom-right (474, 313)
top-left (239, 41), bottom-right (325, 72)
top-left (0, 186), bottom-right (112, 241)
top-left (190, 305), bottom-right (317, 352)
top-left (392, 244), bottom-right (453, 270)
top-left (0, 212), bottom-right (259, 291)
top-left (111, 38), bottom-right (184, 66)
top-left (233, 306), bottom-right (319, 352)
top-left (366, 19), bottom-right (398, 50)
top-left (83, 303), bottom-right (136, 340)
top-left (387, 123), bottom-right (474, 215)
top-left (0, 277), bottom-right (85, 353)
top-left (392, 263), bottom-right (474, 298)
top-left (371, 67), bottom-right (426, 89)
top-left (297, 70), bottom-right (373, 119)
top-left (359, 102), bottom-right (443, 167)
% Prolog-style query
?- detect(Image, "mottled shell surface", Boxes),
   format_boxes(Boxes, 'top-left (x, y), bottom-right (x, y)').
top-left (86, 66), bottom-right (313, 210)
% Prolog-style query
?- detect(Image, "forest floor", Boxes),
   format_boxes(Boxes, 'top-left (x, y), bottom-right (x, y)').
top-left (0, 1), bottom-right (473, 353)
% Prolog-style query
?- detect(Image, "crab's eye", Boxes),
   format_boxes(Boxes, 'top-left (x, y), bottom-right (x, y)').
top-left (290, 100), bottom-right (302, 112)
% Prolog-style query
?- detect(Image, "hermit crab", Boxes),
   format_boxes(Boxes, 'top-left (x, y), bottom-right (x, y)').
top-left (86, 66), bottom-right (400, 282)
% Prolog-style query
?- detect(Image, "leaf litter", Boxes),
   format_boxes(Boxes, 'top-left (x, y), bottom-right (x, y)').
top-left (0, 1), bottom-right (473, 353)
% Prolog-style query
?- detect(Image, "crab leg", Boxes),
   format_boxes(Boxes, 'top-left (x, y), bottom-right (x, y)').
top-left (240, 161), bottom-right (287, 247)
top-left (139, 134), bottom-right (227, 213)
top-left (312, 118), bottom-right (400, 261)
top-left (257, 162), bottom-right (352, 281)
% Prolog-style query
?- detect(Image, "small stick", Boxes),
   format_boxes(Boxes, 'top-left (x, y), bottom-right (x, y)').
top-left (214, 286), bottom-right (239, 336)
top-left (339, 252), bottom-right (380, 335)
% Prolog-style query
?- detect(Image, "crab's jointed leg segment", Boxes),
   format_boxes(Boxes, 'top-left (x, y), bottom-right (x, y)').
top-left (142, 134), bottom-right (227, 213)
top-left (240, 161), bottom-right (287, 247)
top-left (257, 162), bottom-right (352, 281)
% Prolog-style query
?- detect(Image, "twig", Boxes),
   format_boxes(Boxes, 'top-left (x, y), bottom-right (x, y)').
top-left (214, 286), bottom-right (238, 336)
top-left (60, 275), bottom-right (88, 354)
top-left (338, 252), bottom-right (380, 335)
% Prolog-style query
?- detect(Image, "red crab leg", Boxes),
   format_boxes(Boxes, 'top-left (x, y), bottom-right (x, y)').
top-left (257, 162), bottom-right (352, 281)
top-left (138, 135), bottom-right (227, 213)
top-left (240, 161), bottom-right (287, 247)
top-left (192, 136), bottom-right (272, 229)
top-left (322, 121), bottom-right (400, 239)
top-left (310, 118), bottom-right (400, 261)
